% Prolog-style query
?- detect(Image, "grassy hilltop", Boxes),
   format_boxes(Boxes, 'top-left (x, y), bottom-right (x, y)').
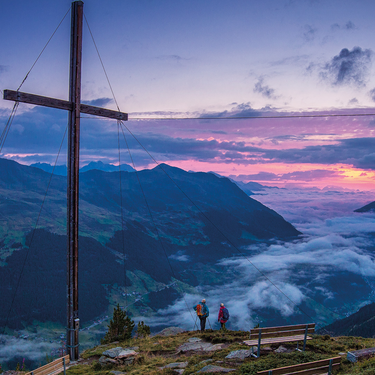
top-left (40, 330), bottom-right (375, 375)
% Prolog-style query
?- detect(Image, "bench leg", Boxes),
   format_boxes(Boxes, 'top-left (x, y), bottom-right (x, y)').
top-left (251, 345), bottom-right (257, 358)
top-left (63, 357), bottom-right (66, 375)
top-left (328, 359), bottom-right (333, 375)
top-left (257, 329), bottom-right (261, 358)
top-left (303, 324), bottom-right (308, 352)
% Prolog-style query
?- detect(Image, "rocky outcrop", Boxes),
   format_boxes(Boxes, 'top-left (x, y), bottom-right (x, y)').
top-left (225, 349), bottom-right (252, 360)
top-left (177, 337), bottom-right (225, 353)
top-left (99, 346), bottom-right (139, 367)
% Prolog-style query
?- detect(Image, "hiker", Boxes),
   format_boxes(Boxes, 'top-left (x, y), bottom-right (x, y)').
top-left (194, 299), bottom-right (209, 331)
top-left (218, 303), bottom-right (229, 330)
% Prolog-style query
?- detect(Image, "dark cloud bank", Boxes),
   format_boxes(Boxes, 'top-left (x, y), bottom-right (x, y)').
top-left (2, 102), bottom-right (375, 170)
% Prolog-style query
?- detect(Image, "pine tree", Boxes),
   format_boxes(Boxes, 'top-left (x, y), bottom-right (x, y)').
top-left (137, 321), bottom-right (151, 337)
top-left (101, 304), bottom-right (135, 344)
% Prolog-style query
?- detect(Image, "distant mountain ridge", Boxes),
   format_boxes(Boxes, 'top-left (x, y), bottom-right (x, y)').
top-left (234, 180), bottom-right (268, 195)
top-left (320, 302), bottom-right (375, 338)
top-left (30, 160), bottom-right (135, 176)
top-left (0, 157), bottom-right (301, 329)
top-left (354, 201), bottom-right (375, 213)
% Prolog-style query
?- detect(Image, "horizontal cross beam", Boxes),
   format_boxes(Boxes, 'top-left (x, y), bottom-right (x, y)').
top-left (3, 89), bottom-right (128, 121)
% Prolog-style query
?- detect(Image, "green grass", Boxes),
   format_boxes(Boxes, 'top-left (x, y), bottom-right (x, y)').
top-left (66, 331), bottom-right (375, 375)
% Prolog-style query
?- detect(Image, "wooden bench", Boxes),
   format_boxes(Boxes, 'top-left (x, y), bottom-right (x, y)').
top-left (25, 355), bottom-right (70, 375)
top-left (243, 323), bottom-right (315, 358)
top-left (257, 356), bottom-right (341, 375)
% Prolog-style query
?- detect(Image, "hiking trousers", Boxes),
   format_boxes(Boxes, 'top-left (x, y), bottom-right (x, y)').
top-left (199, 316), bottom-right (206, 331)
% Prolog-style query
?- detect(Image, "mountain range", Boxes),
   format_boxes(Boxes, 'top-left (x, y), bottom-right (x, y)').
top-left (320, 302), bottom-right (375, 338)
top-left (0, 158), bottom-right (300, 330)
top-left (30, 161), bottom-right (135, 176)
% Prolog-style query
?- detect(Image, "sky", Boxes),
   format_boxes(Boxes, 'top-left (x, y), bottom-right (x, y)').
top-left (1, 0), bottom-right (375, 189)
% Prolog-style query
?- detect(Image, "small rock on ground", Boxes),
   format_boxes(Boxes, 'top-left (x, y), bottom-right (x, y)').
top-left (162, 362), bottom-right (189, 369)
top-left (275, 345), bottom-right (290, 353)
top-left (225, 349), bottom-right (252, 360)
top-left (196, 365), bottom-right (236, 373)
top-left (110, 371), bottom-right (127, 375)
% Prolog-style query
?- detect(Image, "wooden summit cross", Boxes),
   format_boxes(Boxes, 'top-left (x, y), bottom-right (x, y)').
top-left (3, 1), bottom-right (128, 361)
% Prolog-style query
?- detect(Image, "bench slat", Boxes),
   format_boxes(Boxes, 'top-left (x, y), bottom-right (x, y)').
top-left (257, 358), bottom-right (340, 375)
top-left (37, 363), bottom-right (65, 375)
top-left (244, 335), bottom-right (313, 347)
top-left (251, 323), bottom-right (315, 335)
top-left (250, 328), bottom-right (315, 340)
top-left (257, 357), bottom-right (341, 375)
top-left (25, 355), bottom-right (69, 375)
top-left (283, 363), bottom-right (340, 375)
top-left (259, 363), bottom-right (340, 375)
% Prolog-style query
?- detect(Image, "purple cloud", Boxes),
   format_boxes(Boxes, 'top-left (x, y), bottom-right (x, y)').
top-left (234, 169), bottom-right (341, 182)
top-left (254, 78), bottom-right (278, 99)
top-left (302, 24), bottom-right (317, 42)
top-left (321, 47), bottom-right (372, 87)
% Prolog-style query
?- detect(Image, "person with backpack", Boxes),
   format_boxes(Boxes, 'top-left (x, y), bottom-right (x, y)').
top-left (218, 303), bottom-right (229, 330)
top-left (194, 299), bottom-right (209, 331)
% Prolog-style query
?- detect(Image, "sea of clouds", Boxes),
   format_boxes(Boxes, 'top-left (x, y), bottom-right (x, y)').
top-left (145, 187), bottom-right (375, 332)
top-left (3, 186), bottom-right (375, 367)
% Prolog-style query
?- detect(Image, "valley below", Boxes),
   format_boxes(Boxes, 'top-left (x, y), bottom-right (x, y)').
top-left (1, 159), bottom-right (375, 370)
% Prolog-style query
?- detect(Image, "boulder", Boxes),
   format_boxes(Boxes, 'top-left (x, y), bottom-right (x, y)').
top-left (99, 356), bottom-right (118, 365)
top-left (177, 341), bottom-right (224, 353)
top-left (225, 350), bottom-right (252, 360)
top-left (209, 344), bottom-right (225, 351)
top-left (102, 347), bottom-right (124, 358)
top-left (116, 349), bottom-right (138, 359)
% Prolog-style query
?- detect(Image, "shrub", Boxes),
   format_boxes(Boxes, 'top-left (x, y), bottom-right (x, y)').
top-left (91, 361), bottom-right (101, 371)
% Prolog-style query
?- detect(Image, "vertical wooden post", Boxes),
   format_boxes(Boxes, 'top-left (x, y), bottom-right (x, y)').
top-left (303, 324), bottom-right (308, 351)
top-left (257, 329), bottom-right (261, 358)
top-left (67, 0), bottom-right (83, 361)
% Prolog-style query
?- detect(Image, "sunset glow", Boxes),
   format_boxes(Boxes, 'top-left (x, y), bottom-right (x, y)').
top-left (1, 0), bottom-right (375, 191)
